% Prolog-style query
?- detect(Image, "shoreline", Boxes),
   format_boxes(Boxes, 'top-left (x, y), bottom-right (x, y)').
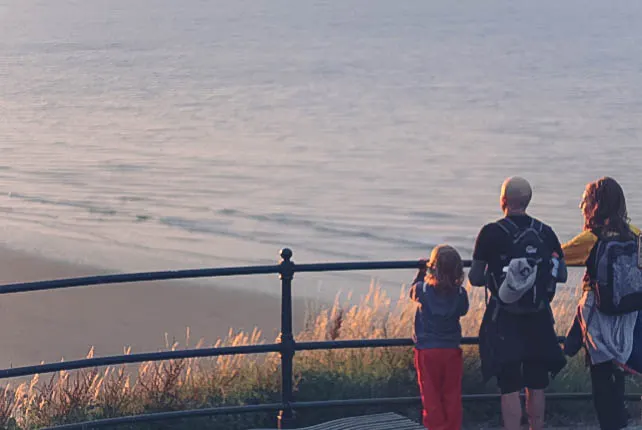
top-left (0, 246), bottom-right (308, 371)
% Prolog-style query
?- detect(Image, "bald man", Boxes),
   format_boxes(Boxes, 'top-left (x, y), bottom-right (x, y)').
top-left (468, 177), bottom-right (567, 430)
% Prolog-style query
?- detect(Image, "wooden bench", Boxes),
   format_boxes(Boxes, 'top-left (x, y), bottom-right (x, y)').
top-left (249, 412), bottom-right (424, 430)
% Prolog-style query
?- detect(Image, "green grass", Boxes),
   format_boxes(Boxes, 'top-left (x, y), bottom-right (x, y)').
top-left (0, 283), bottom-right (638, 429)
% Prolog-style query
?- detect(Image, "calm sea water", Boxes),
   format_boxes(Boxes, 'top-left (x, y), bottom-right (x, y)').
top-left (1, 0), bottom-right (641, 298)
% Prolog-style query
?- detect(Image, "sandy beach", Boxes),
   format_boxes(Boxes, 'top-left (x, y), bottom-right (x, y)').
top-left (0, 246), bottom-right (307, 373)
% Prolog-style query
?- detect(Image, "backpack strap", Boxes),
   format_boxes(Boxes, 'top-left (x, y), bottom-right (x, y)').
top-left (498, 217), bottom-right (545, 239)
top-left (531, 219), bottom-right (544, 233)
top-left (496, 217), bottom-right (520, 237)
top-left (591, 227), bottom-right (632, 243)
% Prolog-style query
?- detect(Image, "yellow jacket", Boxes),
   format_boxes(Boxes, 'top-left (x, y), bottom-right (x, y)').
top-left (562, 224), bottom-right (641, 266)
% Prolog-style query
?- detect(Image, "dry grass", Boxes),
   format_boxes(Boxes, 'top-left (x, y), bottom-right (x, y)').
top-left (0, 280), bottom-right (626, 429)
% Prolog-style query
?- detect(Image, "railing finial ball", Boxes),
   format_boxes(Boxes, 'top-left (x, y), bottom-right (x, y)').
top-left (280, 248), bottom-right (293, 261)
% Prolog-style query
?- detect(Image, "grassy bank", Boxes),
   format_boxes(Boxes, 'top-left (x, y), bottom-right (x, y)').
top-left (0, 283), bottom-right (639, 429)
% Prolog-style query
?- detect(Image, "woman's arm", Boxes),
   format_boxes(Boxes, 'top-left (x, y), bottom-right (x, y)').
top-left (561, 231), bottom-right (598, 267)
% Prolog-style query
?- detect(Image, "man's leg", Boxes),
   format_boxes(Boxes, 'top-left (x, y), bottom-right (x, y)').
top-left (501, 392), bottom-right (522, 430)
top-left (497, 362), bottom-right (523, 430)
top-left (523, 361), bottom-right (549, 430)
top-left (525, 389), bottom-right (545, 430)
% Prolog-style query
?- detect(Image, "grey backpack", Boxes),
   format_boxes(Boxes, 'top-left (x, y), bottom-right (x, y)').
top-left (593, 232), bottom-right (642, 315)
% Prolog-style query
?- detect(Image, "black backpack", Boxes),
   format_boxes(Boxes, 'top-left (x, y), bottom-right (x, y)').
top-left (591, 231), bottom-right (642, 315)
top-left (492, 217), bottom-right (554, 313)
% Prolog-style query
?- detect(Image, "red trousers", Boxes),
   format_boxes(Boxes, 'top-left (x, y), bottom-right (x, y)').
top-left (414, 348), bottom-right (463, 430)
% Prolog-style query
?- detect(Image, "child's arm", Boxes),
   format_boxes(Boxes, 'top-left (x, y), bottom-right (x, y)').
top-left (458, 287), bottom-right (469, 316)
top-left (409, 282), bottom-right (418, 301)
top-left (409, 281), bottom-right (424, 303)
top-left (412, 259), bottom-right (427, 284)
top-left (409, 259), bottom-right (427, 300)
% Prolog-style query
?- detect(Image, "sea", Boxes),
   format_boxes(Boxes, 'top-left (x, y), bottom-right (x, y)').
top-left (1, 0), bottom-right (641, 300)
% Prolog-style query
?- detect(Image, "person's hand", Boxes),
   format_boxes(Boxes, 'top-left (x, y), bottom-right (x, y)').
top-left (408, 259), bottom-right (426, 288)
top-left (413, 258), bottom-right (428, 284)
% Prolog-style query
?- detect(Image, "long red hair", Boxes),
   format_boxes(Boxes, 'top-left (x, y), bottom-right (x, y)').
top-left (582, 177), bottom-right (631, 238)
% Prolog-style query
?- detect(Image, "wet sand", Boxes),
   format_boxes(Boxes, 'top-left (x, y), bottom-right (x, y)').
top-left (0, 247), bottom-right (307, 372)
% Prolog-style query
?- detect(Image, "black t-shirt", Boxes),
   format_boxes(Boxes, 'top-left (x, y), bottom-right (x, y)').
top-left (475, 215), bottom-right (567, 370)
top-left (472, 214), bottom-right (564, 293)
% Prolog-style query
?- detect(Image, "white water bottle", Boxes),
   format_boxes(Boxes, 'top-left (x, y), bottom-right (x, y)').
top-left (551, 252), bottom-right (560, 279)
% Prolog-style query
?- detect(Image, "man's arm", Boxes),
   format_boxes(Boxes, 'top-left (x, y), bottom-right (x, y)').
top-left (468, 260), bottom-right (487, 286)
top-left (546, 252), bottom-right (566, 302)
top-left (556, 258), bottom-right (568, 283)
top-left (548, 231), bottom-right (596, 302)
top-left (458, 287), bottom-right (470, 316)
top-left (544, 229), bottom-right (567, 302)
top-left (549, 229), bottom-right (568, 283)
top-left (469, 224), bottom-right (491, 287)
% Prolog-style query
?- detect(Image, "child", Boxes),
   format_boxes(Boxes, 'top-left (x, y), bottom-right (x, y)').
top-left (411, 244), bottom-right (469, 430)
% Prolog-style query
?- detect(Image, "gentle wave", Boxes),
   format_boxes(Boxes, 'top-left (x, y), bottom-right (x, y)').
top-left (8, 192), bottom-right (120, 216)
top-left (7, 193), bottom-right (434, 254)
top-left (217, 208), bottom-right (434, 250)
top-left (1, 0), bottom-right (641, 296)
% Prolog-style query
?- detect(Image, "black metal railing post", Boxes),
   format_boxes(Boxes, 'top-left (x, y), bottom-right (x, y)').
top-left (277, 248), bottom-right (296, 429)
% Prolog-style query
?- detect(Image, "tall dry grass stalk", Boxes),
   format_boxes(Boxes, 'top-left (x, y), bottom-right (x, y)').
top-left (0, 281), bottom-right (592, 429)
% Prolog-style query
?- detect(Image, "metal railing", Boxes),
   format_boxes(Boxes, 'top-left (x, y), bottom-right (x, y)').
top-left (0, 248), bottom-right (624, 429)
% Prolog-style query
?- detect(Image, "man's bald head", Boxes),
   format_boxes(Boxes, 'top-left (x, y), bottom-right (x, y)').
top-left (500, 176), bottom-right (532, 214)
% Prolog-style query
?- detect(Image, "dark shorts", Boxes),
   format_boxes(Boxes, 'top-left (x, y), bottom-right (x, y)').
top-left (497, 360), bottom-right (549, 394)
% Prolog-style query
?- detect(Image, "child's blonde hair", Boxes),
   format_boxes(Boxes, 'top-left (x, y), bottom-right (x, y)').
top-left (425, 245), bottom-right (464, 294)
